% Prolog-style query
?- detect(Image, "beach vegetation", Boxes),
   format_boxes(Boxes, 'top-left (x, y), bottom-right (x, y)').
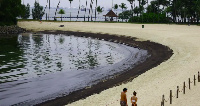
top-left (127, 0), bottom-right (135, 22)
top-left (114, 4), bottom-right (118, 11)
top-left (58, 9), bottom-right (65, 21)
top-left (114, 4), bottom-right (119, 21)
top-left (32, 1), bottom-right (45, 20)
top-left (0, 0), bottom-right (26, 26)
top-left (119, 3), bottom-right (128, 22)
top-left (129, 13), bottom-right (169, 23)
top-left (123, 0), bottom-right (199, 24)
top-left (119, 10), bottom-right (132, 20)
top-left (21, 4), bottom-right (30, 19)
top-left (97, 6), bottom-right (104, 14)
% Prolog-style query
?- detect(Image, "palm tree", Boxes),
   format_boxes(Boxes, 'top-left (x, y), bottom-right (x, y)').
top-left (119, 3), bottom-right (127, 22)
top-left (138, 0), bottom-right (146, 15)
top-left (48, 0), bottom-right (50, 20)
top-left (127, 0), bottom-right (135, 22)
top-left (114, 4), bottom-right (119, 21)
top-left (95, 0), bottom-right (98, 21)
top-left (114, 4), bottom-right (118, 11)
top-left (58, 9), bottom-right (65, 21)
top-left (96, 6), bottom-right (104, 14)
top-left (69, 0), bottom-right (73, 21)
top-left (119, 3), bottom-right (127, 12)
top-left (133, 6), bottom-right (140, 16)
top-left (114, 4), bottom-right (119, 14)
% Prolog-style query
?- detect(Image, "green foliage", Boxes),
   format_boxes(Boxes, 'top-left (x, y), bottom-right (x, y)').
top-left (146, 1), bottom-right (160, 14)
top-left (119, 3), bottom-right (127, 11)
top-left (58, 9), bottom-right (65, 21)
top-left (127, 0), bottom-right (134, 5)
top-left (69, 0), bottom-right (73, 3)
top-left (21, 4), bottom-right (30, 19)
top-left (0, 0), bottom-right (25, 26)
top-left (165, 0), bottom-right (200, 23)
top-left (119, 10), bottom-right (132, 19)
top-left (140, 0), bottom-right (147, 6)
top-left (97, 6), bottom-right (104, 14)
top-left (114, 4), bottom-right (118, 10)
top-left (129, 13), bottom-right (169, 23)
top-left (32, 1), bottom-right (45, 20)
top-left (133, 6), bottom-right (140, 16)
top-left (58, 9), bottom-right (65, 14)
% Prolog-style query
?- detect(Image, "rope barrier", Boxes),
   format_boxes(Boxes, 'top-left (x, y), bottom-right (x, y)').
top-left (161, 72), bottom-right (200, 105)
top-left (164, 97), bottom-right (170, 102)
top-left (172, 94), bottom-right (176, 98)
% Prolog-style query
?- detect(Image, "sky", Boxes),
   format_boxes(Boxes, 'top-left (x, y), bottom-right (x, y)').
top-left (22, 0), bottom-right (152, 9)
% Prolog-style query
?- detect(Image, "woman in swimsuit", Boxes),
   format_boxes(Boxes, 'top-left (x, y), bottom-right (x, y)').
top-left (131, 91), bottom-right (138, 106)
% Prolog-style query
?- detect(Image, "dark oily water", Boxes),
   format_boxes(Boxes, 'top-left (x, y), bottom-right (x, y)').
top-left (0, 34), bottom-right (148, 105)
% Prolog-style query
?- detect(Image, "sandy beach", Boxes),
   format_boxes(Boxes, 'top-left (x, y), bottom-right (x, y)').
top-left (18, 21), bottom-right (200, 106)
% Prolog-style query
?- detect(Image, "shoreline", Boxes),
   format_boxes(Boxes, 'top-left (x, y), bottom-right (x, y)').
top-left (17, 22), bottom-right (200, 106)
top-left (33, 30), bottom-right (173, 106)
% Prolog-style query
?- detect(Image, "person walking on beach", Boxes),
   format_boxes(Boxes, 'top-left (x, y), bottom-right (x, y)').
top-left (40, 16), bottom-right (42, 24)
top-left (120, 88), bottom-right (128, 106)
top-left (131, 91), bottom-right (138, 106)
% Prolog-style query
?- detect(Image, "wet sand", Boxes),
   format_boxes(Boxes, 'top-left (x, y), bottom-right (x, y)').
top-left (18, 21), bottom-right (200, 106)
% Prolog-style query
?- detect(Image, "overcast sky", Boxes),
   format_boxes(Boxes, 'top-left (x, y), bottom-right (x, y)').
top-left (22, 0), bottom-right (152, 9)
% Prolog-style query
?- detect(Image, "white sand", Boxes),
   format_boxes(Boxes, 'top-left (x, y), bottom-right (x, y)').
top-left (18, 21), bottom-right (200, 106)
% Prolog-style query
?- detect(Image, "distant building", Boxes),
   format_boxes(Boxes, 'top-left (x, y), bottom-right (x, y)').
top-left (103, 10), bottom-right (118, 22)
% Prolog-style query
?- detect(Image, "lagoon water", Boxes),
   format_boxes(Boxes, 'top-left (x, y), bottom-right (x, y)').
top-left (0, 34), bottom-right (148, 105)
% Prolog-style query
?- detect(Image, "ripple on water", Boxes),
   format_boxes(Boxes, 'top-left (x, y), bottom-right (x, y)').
top-left (0, 34), bottom-right (149, 105)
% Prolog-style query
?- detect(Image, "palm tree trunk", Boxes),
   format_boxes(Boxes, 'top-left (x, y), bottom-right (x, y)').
top-left (122, 9), bottom-right (123, 22)
top-left (158, 0), bottom-right (159, 23)
top-left (49, 0), bottom-right (50, 20)
top-left (70, 2), bottom-right (71, 21)
top-left (131, 3), bottom-right (133, 23)
top-left (95, 0), bottom-right (97, 21)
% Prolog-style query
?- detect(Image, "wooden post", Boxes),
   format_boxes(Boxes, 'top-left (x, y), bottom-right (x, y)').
top-left (189, 78), bottom-right (191, 89)
top-left (161, 95), bottom-right (164, 106)
top-left (183, 82), bottom-right (185, 94)
top-left (177, 86), bottom-right (179, 98)
top-left (46, 13), bottom-right (47, 20)
top-left (194, 75), bottom-right (196, 86)
top-left (198, 71), bottom-right (200, 82)
top-left (170, 90), bottom-right (172, 104)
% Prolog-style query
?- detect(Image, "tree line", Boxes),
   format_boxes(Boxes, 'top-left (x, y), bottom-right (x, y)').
top-left (118, 0), bottom-right (200, 24)
top-left (0, 0), bottom-right (199, 25)
top-left (0, 0), bottom-right (45, 26)
top-left (0, 0), bottom-right (25, 26)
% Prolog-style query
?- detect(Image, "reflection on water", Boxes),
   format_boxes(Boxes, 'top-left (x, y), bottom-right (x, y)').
top-left (0, 34), bottom-right (124, 83)
top-left (0, 34), bottom-right (149, 105)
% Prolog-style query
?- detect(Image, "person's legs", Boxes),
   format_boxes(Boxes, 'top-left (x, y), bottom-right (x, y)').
top-left (120, 101), bottom-right (126, 106)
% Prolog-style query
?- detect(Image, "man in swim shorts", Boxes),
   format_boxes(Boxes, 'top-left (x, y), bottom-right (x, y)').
top-left (120, 88), bottom-right (128, 106)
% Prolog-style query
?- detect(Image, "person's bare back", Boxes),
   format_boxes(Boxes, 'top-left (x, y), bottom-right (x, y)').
top-left (121, 92), bottom-right (127, 101)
